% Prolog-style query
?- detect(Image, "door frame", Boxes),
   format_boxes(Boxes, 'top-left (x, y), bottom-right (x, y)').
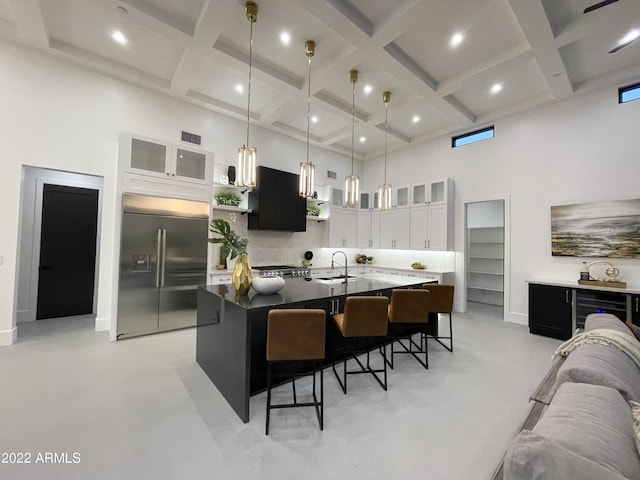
top-left (17, 167), bottom-right (103, 324)
top-left (462, 194), bottom-right (511, 320)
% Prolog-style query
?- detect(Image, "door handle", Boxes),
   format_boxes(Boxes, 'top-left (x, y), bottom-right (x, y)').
top-left (636, 297), bottom-right (639, 312)
top-left (156, 229), bottom-right (162, 287)
top-left (160, 229), bottom-right (167, 287)
top-left (428, 240), bottom-right (430, 248)
top-left (565, 290), bottom-right (570, 304)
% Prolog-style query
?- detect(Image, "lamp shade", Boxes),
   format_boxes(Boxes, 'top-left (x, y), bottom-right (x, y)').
top-left (238, 146), bottom-right (256, 188)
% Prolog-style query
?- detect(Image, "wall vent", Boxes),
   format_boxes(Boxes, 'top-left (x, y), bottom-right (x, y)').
top-left (181, 131), bottom-right (201, 145)
top-left (327, 170), bottom-right (337, 179)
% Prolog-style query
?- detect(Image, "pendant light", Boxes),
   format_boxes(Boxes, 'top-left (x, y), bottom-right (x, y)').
top-left (379, 91), bottom-right (392, 210)
top-left (299, 40), bottom-right (316, 198)
top-left (237, 1), bottom-right (258, 189)
top-left (344, 69), bottom-right (360, 206)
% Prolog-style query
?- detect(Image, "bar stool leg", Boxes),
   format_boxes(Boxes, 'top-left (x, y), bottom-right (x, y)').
top-left (265, 362), bottom-right (272, 435)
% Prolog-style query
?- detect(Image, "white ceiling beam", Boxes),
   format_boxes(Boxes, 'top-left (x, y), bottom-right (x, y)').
top-left (170, 1), bottom-right (221, 95)
top-left (259, 94), bottom-right (297, 124)
top-left (48, 39), bottom-right (169, 89)
top-left (437, 43), bottom-right (533, 97)
top-left (119, 0), bottom-right (194, 37)
top-left (85, 0), bottom-right (192, 45)
top-left (507, 0), bottom-right (573, 99)
top-left (8, 0), bottom-right (48, 48)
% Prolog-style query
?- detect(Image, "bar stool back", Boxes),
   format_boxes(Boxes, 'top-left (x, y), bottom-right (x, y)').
top-left (387, 289), bottom-right (431, 369)
top-left (422, 284), bottom-right (455, 352)
top-left (332, 296), bottom-right (390, 393)
top-left (266, 309), bottom-right (326, 435)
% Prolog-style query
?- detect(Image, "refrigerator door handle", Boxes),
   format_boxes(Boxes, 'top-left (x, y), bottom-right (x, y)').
top-left (156, 229), bottom-right (162, 288)
top-left (160, 229), bottom-right (167, 287)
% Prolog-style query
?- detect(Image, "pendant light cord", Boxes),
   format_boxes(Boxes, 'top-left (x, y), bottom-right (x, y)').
top-left (384, 99), bottom-right (388, 183)
top-left (351, 76), bottom-right (356, 175)
top-left (246, 20), bottom-right (253, 147)
top-left (306, 51), bottom-right (311, 163)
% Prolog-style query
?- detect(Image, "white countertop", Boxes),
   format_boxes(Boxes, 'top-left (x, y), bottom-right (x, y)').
top-left (527, 278), bottom-right (640, 295)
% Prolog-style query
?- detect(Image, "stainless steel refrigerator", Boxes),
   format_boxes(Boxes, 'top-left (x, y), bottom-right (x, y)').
top-left (117, 194), bottom-right (209, 339)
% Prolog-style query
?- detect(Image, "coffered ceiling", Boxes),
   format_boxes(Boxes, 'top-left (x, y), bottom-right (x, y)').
top-left (1, 0), bottom-right (639, 160)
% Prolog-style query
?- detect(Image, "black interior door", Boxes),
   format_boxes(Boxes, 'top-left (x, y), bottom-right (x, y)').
top-left (36, 184), bottom-right (99, 319)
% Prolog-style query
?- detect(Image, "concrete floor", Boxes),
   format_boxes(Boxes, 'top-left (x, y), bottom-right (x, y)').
top-left (0, 304), bottom-right (561, 480)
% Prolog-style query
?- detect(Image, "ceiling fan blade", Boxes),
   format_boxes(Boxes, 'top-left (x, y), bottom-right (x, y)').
top-left (584, 0), bottom-right (619, 15)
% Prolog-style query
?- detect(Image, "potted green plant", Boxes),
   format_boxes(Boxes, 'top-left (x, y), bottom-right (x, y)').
top-left (306, 205), bottom-right (321, 217)
top-left (214, 191), bottom-right (242, 207)
top-left (209, 219), bottom-right (252, 294)
top-left (366, 256), bottom-right (374, 264)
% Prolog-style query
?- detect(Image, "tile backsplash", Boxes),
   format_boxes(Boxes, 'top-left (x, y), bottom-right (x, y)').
top-left (210, 210), bottom-right (455, 273)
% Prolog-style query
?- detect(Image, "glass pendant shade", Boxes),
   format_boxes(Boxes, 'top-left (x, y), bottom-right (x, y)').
top-left (238, 145), bottom-right (256, 188)
top-left (379, 183), bottom-right (392, 210)
top-left (299, 161), bottom-right (315, 197)
top-left (345, 175), bottom-right (359, 206)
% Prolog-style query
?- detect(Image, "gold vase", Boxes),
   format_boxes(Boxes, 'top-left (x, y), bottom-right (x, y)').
top-left (232, 254), bottom-right (253, 295)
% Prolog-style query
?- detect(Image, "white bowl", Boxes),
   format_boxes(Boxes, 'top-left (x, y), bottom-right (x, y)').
top-left (251, 276), bottom-right (285, 295)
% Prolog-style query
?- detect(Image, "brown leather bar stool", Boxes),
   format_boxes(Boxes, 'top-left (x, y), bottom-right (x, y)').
top-left (422, 284), bottom-right (455, 352)
top-left (265, 309), bottom-right (326, 435)
top-left (387, 289), bottom-right (431, 369)
top-left (332, 296), bottom-right (390, 393)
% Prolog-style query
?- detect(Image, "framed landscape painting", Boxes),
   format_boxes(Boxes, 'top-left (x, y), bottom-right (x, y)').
top-left (551, 199), bottom-right (640, 258)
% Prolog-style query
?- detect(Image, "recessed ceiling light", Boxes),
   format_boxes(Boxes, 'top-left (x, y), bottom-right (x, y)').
top-left (311, 115), bottom-right (318, 123)
top-left (359, 136), bottom-right (366, 143)
top-left (234, 84), bottom-right (244, 93)
top-left (450, 32), bottom-right (464, 48)
top-left (112, 30), bottom-right (128, 46)
top-left (279, 31), bottom-right (291, 45)
top-left (363, 85), bottom-right (372, 95)
top-left (490, 83), bottom-right (503, 95)
top-left (412, 115), bottom-right (420, 123)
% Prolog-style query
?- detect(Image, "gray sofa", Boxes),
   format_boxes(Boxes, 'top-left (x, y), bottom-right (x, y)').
top-left (501, 314), bottom-right (640, 480)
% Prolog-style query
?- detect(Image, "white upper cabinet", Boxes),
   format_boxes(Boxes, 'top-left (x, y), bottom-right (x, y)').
top-left (330, 208), bottom-right (358, 248)
top-left (357, 210), bottom-right (380, 248)
top-left (120, 132), bottom-right (213, 201)
top-left (380, 209), bottom-right (411, 249)
top-left (411, 177), bottom-right (451, 206)
top-left (123, 133), bottom-right (211, 185)
top-left (410, 204), bottom-right (449, 250)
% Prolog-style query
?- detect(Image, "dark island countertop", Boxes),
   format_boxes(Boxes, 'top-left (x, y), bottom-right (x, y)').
top-left (201, 276), bottom-right (431, 310)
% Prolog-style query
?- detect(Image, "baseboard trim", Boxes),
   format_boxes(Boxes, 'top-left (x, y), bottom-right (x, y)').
top-left (505, 311), bottom-right (527, 326)
top-left (0, 327), bottom-right (18, 346)
top-left (95, 316), bottom-right (110, 332)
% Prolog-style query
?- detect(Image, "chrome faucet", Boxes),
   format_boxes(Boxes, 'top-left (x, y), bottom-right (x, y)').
top-left (331, 250), bottom-right (349, 283)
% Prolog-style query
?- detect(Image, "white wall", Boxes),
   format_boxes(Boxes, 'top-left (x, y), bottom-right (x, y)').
top-left (362, 86), bottom-right (640, 323)
top-left (0, 41), bottom-right (359, 345)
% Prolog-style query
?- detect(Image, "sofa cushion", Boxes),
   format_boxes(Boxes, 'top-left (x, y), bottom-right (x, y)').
top-left (504, 430), bottom-right (629, 480)
top-left (533, 382), bottom-right (640, 479)
top-left (554, 343), bottom-right (640, 402)
top-left (585, 313), bottom-right (633, 337)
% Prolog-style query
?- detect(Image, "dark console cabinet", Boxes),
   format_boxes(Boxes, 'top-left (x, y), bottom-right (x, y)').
top-left (529, 283), bottom-right (573, 340)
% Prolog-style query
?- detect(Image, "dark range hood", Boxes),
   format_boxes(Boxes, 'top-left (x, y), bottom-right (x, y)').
top-left (248, 166), bottom-right (306, 232)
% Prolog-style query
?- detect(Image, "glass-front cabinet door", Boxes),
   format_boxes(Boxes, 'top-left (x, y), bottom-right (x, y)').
top-left (394, 185), bottom-right (410, 208)
top-left (175, 148), bottom-right (206, 181)
top-left (130, 138), bottom-right (168, 176)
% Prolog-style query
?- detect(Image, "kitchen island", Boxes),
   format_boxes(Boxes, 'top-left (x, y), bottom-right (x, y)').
top-left (196, 276), bottom-right (432, 422)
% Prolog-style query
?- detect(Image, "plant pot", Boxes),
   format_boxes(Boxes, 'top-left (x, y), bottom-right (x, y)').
top-left (232, 254), bottom-right (253, 295)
